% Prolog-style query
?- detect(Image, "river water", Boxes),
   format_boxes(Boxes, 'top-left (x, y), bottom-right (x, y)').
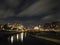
top-left (0, 32), bottom-right (27, 45)
top-left (0, 32), bottom-right (59, 45)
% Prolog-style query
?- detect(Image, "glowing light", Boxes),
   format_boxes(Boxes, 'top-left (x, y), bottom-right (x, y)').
top-left (21, 32), bottom-right (24, 42)
top-left (34, 26), bottom-right (39, 30)
top-left (17, 34), bottom-right (19, 40)
top-left (11, 36), bottom-right (14, 43)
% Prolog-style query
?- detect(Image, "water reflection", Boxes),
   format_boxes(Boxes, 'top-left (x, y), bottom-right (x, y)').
top-left (11, 36), bottom-right (14, 43)
top-left (25, 32), bottom-right (27, 37)
top-left (8, 32), bottom-right (27, 44)
top-left (21, 32), bottom-right (24, 42)
top-left (17, 34), bottom-right (19, 40)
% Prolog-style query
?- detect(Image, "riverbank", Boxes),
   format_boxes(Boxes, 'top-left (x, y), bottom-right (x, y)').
top-left (29, 31), bottom-right (60, 40)
top-left (31, 35), bottom-right (60, 44)
top-left (36, 32), bottom-right (60, 40)
top-left (29, 31), bottom-right (60, 44)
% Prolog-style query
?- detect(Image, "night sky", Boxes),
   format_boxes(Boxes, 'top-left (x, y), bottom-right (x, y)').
top-left (0, 0), bottom-right (60, 25)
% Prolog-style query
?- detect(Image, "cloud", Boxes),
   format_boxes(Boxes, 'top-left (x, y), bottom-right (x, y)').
top-left (0, 0), bottom-right (60, 24)
top-left (5, 0), bottom-right (20, 8)
top-left (18, 0), bottom-right (58, 16)
top-left (41, 15), bottom-right (54, 21)
top-left (0, 0), bottom-right (19, 19)
top-left (40, 13), bottom-right (60, 23)
top-left (0, 0), bottom-right (37, 18)
top-left (0, 9), bottom-right (14, 18)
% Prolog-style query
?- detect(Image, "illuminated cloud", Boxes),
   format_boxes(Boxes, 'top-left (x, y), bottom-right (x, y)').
top-left (18, 0), bottom-right (58, 16)
top-left (0, 10), bottom-right (14, 18)
top-left (41, 15), bottom-right (54, 21)
top-left (5, 0), bottom-right (20, 7)
top-left (0, 0), bottom-right (60, 24)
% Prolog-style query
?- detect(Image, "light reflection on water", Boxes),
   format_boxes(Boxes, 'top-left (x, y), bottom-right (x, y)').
top-left (8, 32), bottom-right (27, 44)
top-left (17, 34), bottom-right (19, 40)
top-left (11, 36), bottom-right (14, 43)
top-left (21, 32), bottom-right (24, 42)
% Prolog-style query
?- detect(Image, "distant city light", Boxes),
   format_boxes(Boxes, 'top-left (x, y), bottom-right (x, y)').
top-left (34, 26), bottom-right (39, 30)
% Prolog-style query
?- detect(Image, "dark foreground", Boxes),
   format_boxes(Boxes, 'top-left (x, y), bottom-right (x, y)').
top-left (0, 32), bottom-right (60, 45)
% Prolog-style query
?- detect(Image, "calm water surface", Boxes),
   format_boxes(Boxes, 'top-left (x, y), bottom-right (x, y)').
top-left (0, 32), bottom-right (59, 45)
top-left (0, 32), bottom-right (27, 45)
